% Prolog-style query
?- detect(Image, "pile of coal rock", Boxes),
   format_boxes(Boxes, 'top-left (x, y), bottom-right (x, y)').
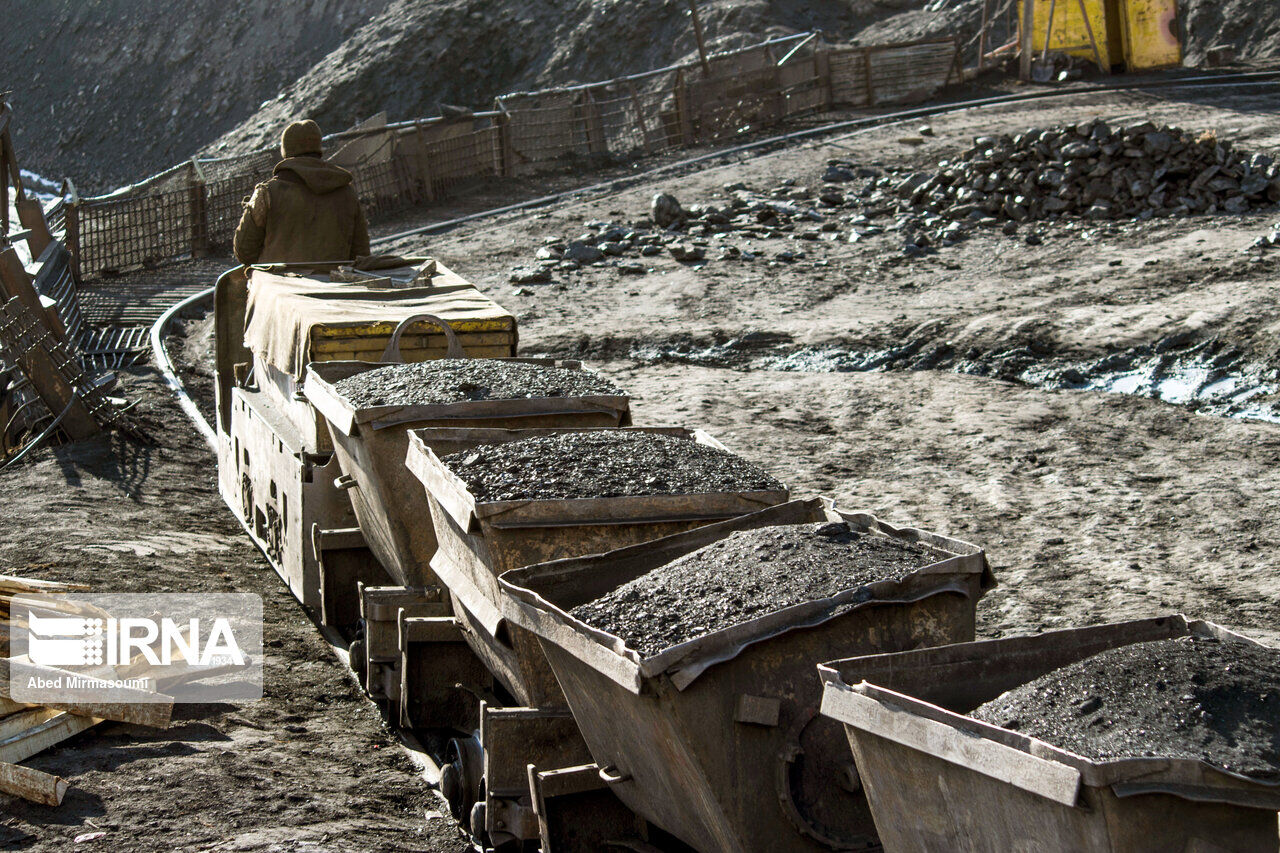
top-left (569, 521), bottom-right (942, 657)
top-left (970, 635), bottom-right (1280, 781)
top-left (509, 123), bottom-right (1280, 280)
top-left (331, 359), bottom-right (624, 408)
top-left (507, 184), bottom-right (859, 284)
top-left (889, 121), bottom-right (1280, 227)
top-left (440, 430), bottom-right (783, 502)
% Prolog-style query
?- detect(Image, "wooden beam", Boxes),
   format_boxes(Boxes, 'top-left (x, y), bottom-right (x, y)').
top-left (2, 659), bottom-right (173, 727)
top-left (0, 712), bottom-right (98, 765)
top-left (0, 760), bottom-right (68, 806)
top-left (0, 575), bottom-right (90, 594)
top-left (686, 0), bottom-right (711, 77)
top-left (0, 296), bottom-right (101, 440)
top-left (0, 709), bottom-right (60, 741)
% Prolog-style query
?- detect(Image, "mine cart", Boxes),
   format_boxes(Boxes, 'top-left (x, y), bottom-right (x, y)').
top-left (212, 260), bottom-right (516, 609)
top-left (405, 425), bottom-right (790, 848)
top-left (303, 326), bottom-right (630, 709)
top-left (498, 497), bottom-right (994, 853)
top-left (818, 616), bottom-right (1280, 853)
top-left (303, 325), bottom-right (630, 590)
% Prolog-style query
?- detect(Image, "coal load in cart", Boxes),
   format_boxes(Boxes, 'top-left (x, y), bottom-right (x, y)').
top-left (818, 616), bottom-right (1280, 853)
top-left (405, 426), bottom-right (789, 849)
top-left (499, 497), bottom-right (994, 853)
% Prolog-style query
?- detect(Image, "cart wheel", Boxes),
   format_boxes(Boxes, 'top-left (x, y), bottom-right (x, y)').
top-left (777, 707), bottom-right (879, 850)
top-left (468, 800), bottom-right (487, 845)
top-left (348, 637), bottom-right (366, 685)
top-left (442, 735), bottom-right (483, 821)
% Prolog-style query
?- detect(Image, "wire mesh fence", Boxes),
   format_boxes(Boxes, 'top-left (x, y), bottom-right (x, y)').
top-left (67, 34), bottom-right (958, 278)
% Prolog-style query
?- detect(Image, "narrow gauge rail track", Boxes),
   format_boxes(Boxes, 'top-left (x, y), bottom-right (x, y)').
top-left (147, 67), bottom-right (1280, 844)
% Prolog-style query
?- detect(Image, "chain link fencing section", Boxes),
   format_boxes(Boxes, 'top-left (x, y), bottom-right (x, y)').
top-left (67, 34), bottom-right (958, 278)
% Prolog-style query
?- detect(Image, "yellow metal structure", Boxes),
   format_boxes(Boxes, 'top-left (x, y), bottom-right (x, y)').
top-left (1026, 0), bottom-right (1112, 68)
top-left (1116, 0), bottom-right (1181, 70)
top-left (1022, 0), bottom-right (1180, 72)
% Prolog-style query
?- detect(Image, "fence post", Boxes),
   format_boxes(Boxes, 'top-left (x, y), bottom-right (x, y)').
top-left (64, 200), bottom-right (83, 284)
top-left (496, 103), bottom-right (516, 178)
top-left (816, 47), bottom-right (833, 110)
top-left (412, 123), bottom-right (438, 200)
top-left (188, 160), bottom-right (209, 259)
top-left (626, 81), bottom-right (654, 155)
top-left (766, 45), bottom-right (786, 125)
top-left (675, 68), bottom-right (695, 146)
top-left (580, 89), bottom-right (607, 155)
top-left (947, 34), bottom-right (963, 86)
top-left (863, 49), bottom-right (876, 108)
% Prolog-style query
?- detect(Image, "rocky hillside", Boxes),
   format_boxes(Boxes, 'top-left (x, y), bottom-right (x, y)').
top-left (204, 0), bottom-right (925, 159)
top-left (1, 0), bottom-right (390, 191)
top-left (4, 0), bottom-right (935, 189)
top-left (4, 0), bottom-right (1279, 191)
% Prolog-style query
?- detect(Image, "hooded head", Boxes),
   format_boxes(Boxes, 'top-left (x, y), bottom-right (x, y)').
top-left (280, 120), bottom-right (323, 159)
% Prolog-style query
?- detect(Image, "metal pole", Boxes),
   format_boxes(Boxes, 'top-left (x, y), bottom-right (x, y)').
top-left (1020, 0), bottom-right (1035, 80)
top-left (1041, 0), bottom-right (1057, 62)
top-left (978, 0), bottom-right (993, 71)
top-left (1074, 0), bottom-right (1109, 74)
top-left (687, 0), bottom-right (712, 77)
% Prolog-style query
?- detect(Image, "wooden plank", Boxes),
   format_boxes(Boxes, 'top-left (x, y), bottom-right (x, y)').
top-left (0, 760), bottom-right (68, 806)
top-left (0, 712), bottom-right (99, 765)
top-left (309, 331), bottom-right (516, 354)
top-left (0, 709), bottom-right (61, 741)
top-left (15, 199), bottom-right (53, 260)
top-left (1, 659), bottom-right (173, 726)
top-left (0, 249), bottom-right (51, 334)
top-left (0, 575), bottom-right (90, 594)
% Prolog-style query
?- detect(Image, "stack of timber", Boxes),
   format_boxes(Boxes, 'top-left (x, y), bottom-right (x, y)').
top-left (0, 574), bottom-right (174, 807)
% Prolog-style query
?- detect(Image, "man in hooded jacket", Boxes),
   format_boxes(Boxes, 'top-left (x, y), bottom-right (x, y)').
top-left (233, 120), bottom-right (370, 265)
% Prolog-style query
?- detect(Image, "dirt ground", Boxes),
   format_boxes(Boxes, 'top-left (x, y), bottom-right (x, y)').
top-left (0, 373), bottom-right (467, 850)
top-left (7, 79), bottom-right (1280, 846)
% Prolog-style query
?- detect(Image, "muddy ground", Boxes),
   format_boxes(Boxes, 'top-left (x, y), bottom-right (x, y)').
top-left (7, 80), bottom-right (1280, 846)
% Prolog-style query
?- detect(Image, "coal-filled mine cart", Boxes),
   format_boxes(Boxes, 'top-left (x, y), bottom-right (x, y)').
top-left (818, 615), bottom-right (1280, 853)
top-left (498, 496), bottom-right (995, 853)
top-left (405, 426), bottom-right (790, 847)
top-left (305, 334), bottom-right (631, 720)
top-left (304, 323), bottom-right (631, 591)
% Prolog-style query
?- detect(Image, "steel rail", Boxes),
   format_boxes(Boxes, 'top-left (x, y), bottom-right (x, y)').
top-left (149, 285), bottom-right (217, 451)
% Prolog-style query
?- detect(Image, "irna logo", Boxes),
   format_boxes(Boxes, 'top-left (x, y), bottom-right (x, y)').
top-left (27, 610), bottom-right (246, 668)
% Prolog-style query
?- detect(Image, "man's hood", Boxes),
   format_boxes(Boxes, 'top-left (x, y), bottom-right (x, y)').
top-left (275, 157), bottom-right (354, 194)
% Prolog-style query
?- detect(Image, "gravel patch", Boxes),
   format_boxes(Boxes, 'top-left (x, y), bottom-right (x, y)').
top-left (441, 431), bottom-right (783, 502)
top-left (331, 359), bottom-right (625, 408)
top-left (970, 635), bottom-right (1280, 781)
top-left (569, 521), bottom-right (942, 657)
